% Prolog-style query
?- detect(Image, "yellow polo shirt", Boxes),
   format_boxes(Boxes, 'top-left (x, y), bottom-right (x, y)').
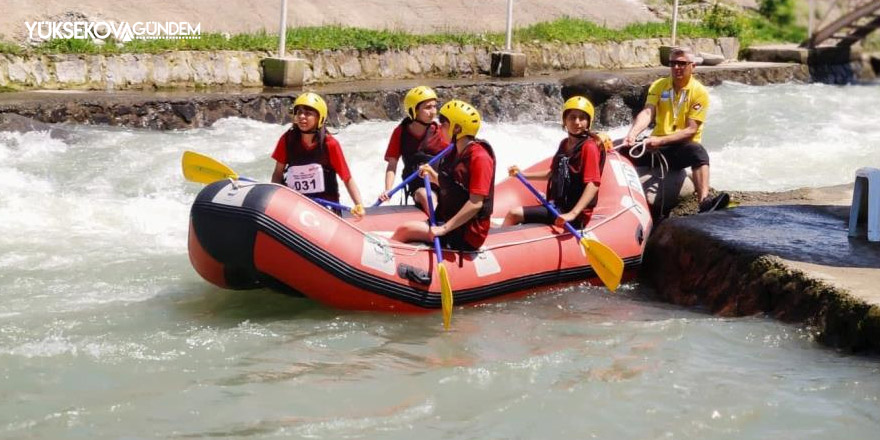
top-left (646, 76), bottom-right (709, 143)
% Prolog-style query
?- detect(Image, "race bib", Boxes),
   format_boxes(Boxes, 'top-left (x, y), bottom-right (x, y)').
top-left (284, 163), bottom-right (325, 194)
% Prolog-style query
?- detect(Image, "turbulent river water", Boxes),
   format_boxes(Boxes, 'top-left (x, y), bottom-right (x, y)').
top-left (1, 82), bottom-right (879, 439)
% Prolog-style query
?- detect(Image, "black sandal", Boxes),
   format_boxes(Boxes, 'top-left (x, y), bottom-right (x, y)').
top-left (699, 192), bottom-right (730, 213)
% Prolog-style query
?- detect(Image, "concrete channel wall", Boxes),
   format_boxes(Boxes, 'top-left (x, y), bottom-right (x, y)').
top-left (0, 63), bottom-right (808, 130)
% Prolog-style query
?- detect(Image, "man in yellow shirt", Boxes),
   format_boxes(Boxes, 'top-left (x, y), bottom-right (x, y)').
top-left (622, 47), bottom-right (729, 213)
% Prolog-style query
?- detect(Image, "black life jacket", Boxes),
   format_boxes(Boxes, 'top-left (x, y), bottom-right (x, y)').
top-left (546, 134), bottom-right (606, 213)
top-left (283, 128), bottom-right (340, 202)
top-left (436, 139), bottom-right (496, 223)
top-left (398, 118), bottom-right (447, 180)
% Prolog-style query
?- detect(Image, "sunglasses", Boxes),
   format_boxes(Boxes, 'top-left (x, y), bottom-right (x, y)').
top-left (670, 60), bottom-right (692, 67)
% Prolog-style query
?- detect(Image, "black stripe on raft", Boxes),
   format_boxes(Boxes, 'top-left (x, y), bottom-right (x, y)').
top-left (191, 182), bottom-right (641, 309)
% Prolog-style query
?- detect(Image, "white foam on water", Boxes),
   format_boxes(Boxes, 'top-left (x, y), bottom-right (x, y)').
top-left (3, 86), bottom-right (880, 440)
top-left (705, 82), bottom-right (880, 191)
top-left (1, 83), bottom-right (877, 311)
top-left (180, 116), bottom-right (282, 180)
top-left (0, 125), bottom-right (200, 310)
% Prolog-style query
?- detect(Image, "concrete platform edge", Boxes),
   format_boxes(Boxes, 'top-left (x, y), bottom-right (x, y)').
top-left (642, 219), bottom-right (880, 353)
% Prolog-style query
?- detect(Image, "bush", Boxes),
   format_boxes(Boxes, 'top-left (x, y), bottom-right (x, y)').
top-left (0, 40), bottom-right (22, 55)
top-left (704, 4), bottom-right (745, 37)
top-left (758, 0), bottom-right (796, 27)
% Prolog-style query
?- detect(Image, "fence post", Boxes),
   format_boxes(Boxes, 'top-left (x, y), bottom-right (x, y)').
top-left (505, 0), bottom-right (514, 51)
top-left (671, 0), bottom-right (679, 46)
top-left (278, 0), bottom-right (288, 57)
top-left (808, 0), bottom-right (815, 43)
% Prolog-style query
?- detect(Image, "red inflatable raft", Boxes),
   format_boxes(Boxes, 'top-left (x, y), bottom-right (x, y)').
top-left (188, 151), bottom-right (652, 311)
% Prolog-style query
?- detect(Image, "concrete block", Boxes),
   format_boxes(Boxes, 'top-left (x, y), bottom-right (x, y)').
top-left (659, 45), bottom-right (673, 66)
top-left (490, 52), bottom-right (526, 77)
top-left (742, 45), bottom-right (808, 64)
top-left (261, 57), bottom-right (306, 88)
top-left (849, 167), bottom-right (880, 242)
top-left (808, 46), bottom-right (860, 65)
top-left (870, 54), bottom-right (880, 76)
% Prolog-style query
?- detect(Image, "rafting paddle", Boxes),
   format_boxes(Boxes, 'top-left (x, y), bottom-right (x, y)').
top-left (181, 151), bottom-right (352, 212)
top-left (511, 171), bottom-right (623, 292)
top-left (373, 143), bottom-right (454, 207)
top-left (423, 173), bottom-right (453, 329)
top-left (182, 150), bottom-right (248, 184)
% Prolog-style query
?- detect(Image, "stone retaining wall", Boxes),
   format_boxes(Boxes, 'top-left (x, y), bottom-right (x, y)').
top-left (0, 63), bottom-right (808, 131)
top-left (0, 37), bottom-right (738, 90)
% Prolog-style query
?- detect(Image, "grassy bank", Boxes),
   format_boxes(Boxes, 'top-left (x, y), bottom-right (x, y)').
top-left (0, 11), bottom-right (803, 56)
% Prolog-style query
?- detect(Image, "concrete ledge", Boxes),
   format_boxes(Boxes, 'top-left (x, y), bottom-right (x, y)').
top-left (742, 44), bottom-right (809, 64)
top-left (642, 204), bottom-right (880, 353)
top-left (491, 52), bottom-right (526, 77)
top-left (807, 46), bottom-right (862, 64)
top-left (261, 57), bottom-right (306, 88)
top-left (561, 63), bottom-right (809, 128)
top-left (744, 44), bottom-right (863, 65)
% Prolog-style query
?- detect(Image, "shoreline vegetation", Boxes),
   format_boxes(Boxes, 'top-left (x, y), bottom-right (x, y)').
top-left (0, 7), bottom-right (808, 56)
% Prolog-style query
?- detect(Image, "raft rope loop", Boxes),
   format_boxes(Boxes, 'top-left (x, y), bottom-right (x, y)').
top-left (618, 138), bottom-right (669, 218)
top-left (343, 151), bottom-right (646, 257)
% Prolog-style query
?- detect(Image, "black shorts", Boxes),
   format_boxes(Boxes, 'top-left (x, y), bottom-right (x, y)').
top-left (522, 205), bottom-right (585, 229)
top-left (427, 220), bottom-right (479, 252)
top-left (405, 181), bottom-right (439, 201)
top-left (625, 141), bottom-right (710, 171)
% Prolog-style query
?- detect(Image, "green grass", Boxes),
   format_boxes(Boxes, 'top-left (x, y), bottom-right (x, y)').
top-left (0, 17), bottom-right (744, 55)
top-left (0, 12), bottom-right (813, 56)
top-left (738, 15), bottom-right (806, 47)
top-left (0, 40), bottom-right (23, 55)
top-left (864, 34), bottom-right (880, 52)
top-left (515, 18), bottom-right (722, 43)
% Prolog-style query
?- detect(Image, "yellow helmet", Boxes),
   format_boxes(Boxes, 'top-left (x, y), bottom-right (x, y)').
top-left (562, 96), bottom-right (595, 129)
top-left (292, 92), bottom-right (328, 128)
top-left (439, 100), bottom-right (481, 140)
top-left (403, 86), bottom-right (438, 119)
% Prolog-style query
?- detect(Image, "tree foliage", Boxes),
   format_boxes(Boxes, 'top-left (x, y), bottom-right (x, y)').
top-left (758, 0), bottom-right (796, 26)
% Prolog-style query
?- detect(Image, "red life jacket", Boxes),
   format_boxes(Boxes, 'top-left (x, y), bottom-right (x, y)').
top-left (436, 139), bottom-right (496, 223)
top-left (546, 134), bottom-right (605, 213)
top-left (283, 128), bottom-right (340, 202)
top-left (398, 119), bottom-right (447, 180)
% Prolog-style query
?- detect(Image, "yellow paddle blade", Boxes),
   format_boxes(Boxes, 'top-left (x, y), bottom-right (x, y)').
top-left (580, 237), bottom-right (624, 292)
top-left (438, 263), bottom-right (453, 330)
top-left (182, 151), bottom-right (239, 184)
